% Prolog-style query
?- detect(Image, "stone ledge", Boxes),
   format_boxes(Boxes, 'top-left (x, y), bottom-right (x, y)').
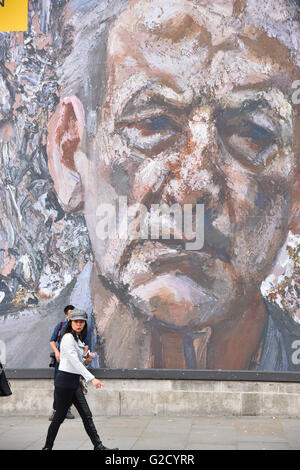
top-left (1, 379), bottom-right (300, 417)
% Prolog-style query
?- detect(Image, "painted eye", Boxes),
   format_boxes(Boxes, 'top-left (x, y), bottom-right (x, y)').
top-left (117, 113), bottom-right (181, 155)
top-left (133, 115), bottom-right (176, 134)
top-left (217, 110), bottom-right (278, 168)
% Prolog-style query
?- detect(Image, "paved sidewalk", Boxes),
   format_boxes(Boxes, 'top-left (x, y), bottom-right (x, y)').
top-left (1, 415), bottom-right (300, 450)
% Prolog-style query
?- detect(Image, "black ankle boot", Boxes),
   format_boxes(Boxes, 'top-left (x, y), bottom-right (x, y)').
top-left (94, 442), bottom-right (119, 450)
top-left (82, 415), bottom-right (119, 450)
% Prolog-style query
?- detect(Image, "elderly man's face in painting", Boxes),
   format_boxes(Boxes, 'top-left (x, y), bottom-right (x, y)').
top-left (49, 0), bottom-right (300, 366)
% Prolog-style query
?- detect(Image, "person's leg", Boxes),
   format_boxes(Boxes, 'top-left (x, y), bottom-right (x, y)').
top-left (72, 386), bottom-right (118, 450)
top-left (71, 386), bottom-right (103, 449)
top-left (43, 387), bottom-right (73, 449)
top-left (53, 364), bottom-right (59, 408)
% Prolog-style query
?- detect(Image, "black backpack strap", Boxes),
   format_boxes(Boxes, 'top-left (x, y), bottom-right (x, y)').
top-left (57, 321), bottom-right (64, 343)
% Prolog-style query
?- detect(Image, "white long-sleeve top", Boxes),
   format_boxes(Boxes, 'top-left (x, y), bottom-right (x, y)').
top-left (59, 333), bottom-right (95, 383)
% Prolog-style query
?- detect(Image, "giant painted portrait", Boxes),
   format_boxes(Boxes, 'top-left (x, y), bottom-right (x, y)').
top-left (0, 0), bottom-right (299, 371)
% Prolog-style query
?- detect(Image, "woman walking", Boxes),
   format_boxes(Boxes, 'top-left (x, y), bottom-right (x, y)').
top-left (43, 308), bottom-right (117, 450)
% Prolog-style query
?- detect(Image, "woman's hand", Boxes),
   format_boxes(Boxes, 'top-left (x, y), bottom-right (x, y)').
top-left (84, 352), bottom-right (95, 365)
top-left (92, 378), bottom-right (104, 389)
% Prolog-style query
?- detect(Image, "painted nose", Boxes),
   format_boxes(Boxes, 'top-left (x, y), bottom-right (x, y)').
top-left (160, 106), bottom-right (220, 204)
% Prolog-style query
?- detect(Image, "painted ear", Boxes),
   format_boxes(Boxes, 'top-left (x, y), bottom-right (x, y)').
top-left (47, 96), bottom-right (85, 212)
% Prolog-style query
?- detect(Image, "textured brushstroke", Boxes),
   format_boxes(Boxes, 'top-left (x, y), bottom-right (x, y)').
top-left (0, 3), bottom-right (92, 313)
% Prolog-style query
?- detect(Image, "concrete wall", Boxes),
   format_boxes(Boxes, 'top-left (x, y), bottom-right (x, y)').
top-left (1, 379), bottom-right (300, 417)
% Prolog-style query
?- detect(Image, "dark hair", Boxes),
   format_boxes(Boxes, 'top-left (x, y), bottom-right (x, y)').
top-left (64, 305), bottom-right (75, 315)
top-left (63, 319), bottom-right (87, 342)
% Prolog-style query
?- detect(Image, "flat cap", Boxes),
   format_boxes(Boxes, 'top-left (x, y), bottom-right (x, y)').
top-left (69, 308), bottom-right (88, 321)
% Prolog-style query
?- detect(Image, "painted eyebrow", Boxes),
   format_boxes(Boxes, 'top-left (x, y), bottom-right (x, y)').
top-left (214, 93), bottom-right (289, 127)
top-left (225, 83), bottom-right (291, 108)
top-left (118, 86), bottom-right (191, 120)
top-left (121, 87), bottom-right (282, 114)
top-left (232, 74), bottom-right (293, 95)
top-left (222, 98), bottom-right (274, 115)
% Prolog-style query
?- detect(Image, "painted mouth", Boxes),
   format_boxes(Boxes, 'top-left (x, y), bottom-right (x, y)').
top-left (117, 239), bottom-right (230, 292)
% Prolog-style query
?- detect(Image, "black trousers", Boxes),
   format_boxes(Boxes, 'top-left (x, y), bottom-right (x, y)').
top-left (44, 386), bottom-right (102, 449)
